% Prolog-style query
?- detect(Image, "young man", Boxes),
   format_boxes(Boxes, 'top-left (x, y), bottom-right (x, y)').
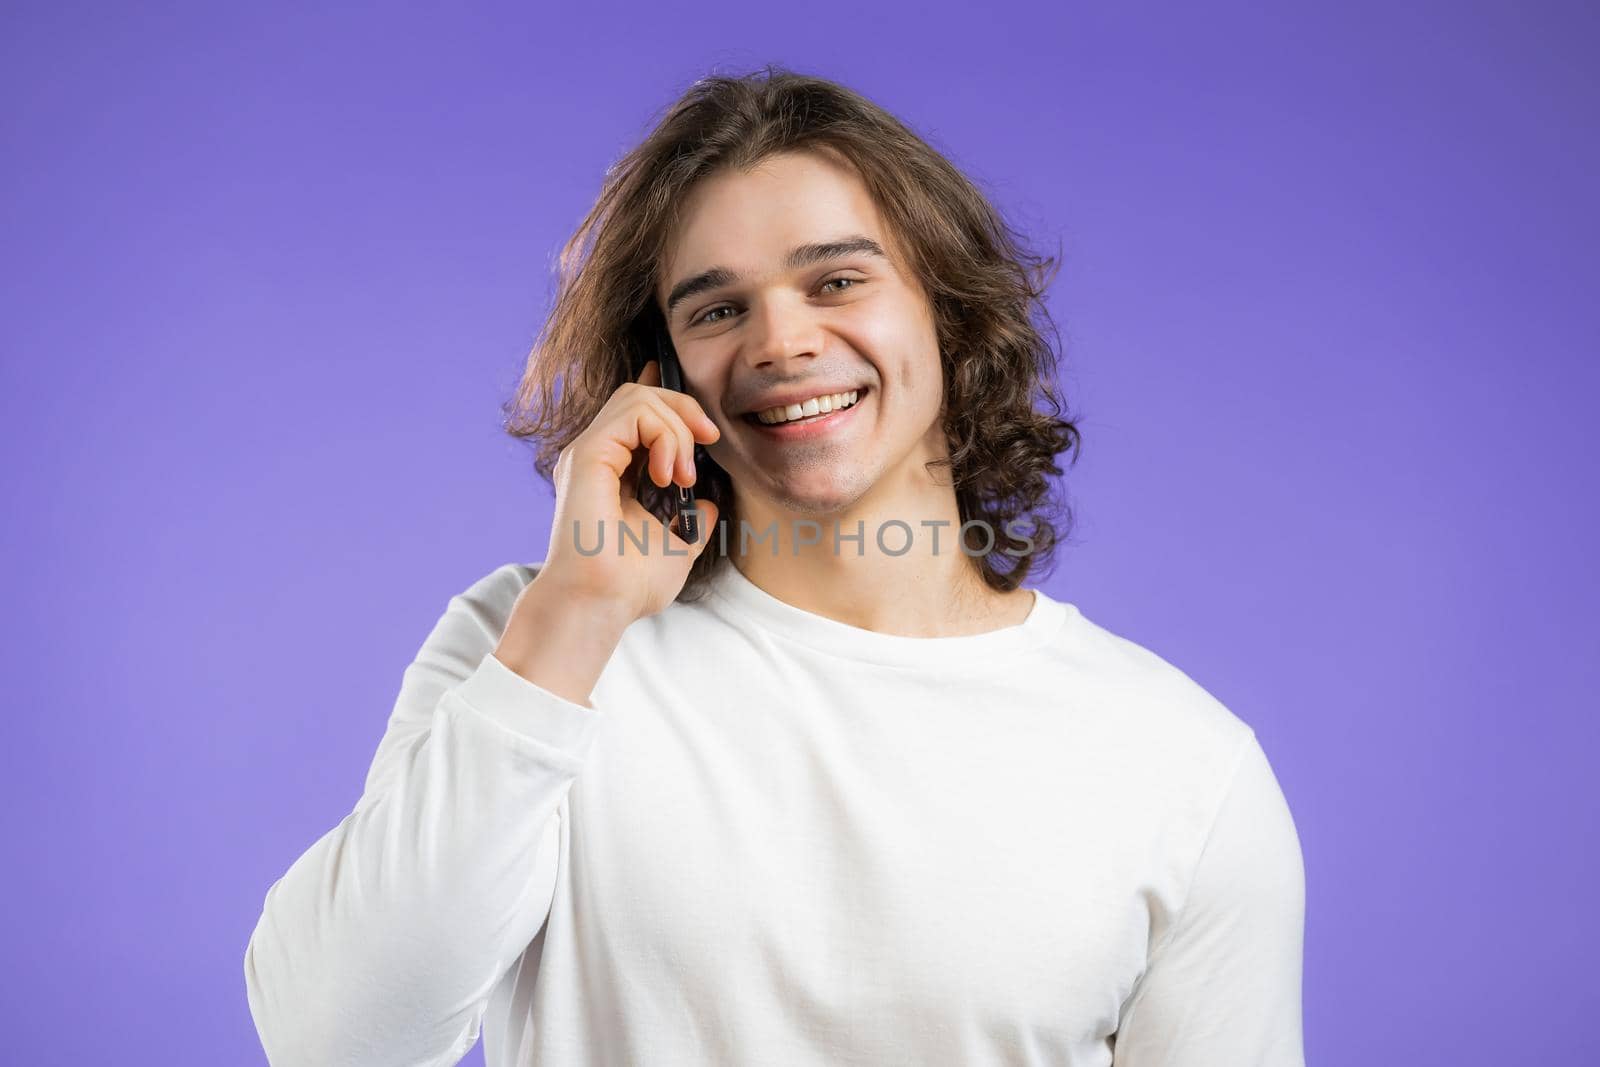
top-left (246, 69), bottom-right (1306, 1066)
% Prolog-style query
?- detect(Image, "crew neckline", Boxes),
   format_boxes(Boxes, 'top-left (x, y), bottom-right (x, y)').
top-left (701, 558), bottom-right (1075, 670)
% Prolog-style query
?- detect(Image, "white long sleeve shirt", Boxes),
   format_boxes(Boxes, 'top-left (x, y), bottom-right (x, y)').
top-left (244, 559), bottom-right (1306, 1066)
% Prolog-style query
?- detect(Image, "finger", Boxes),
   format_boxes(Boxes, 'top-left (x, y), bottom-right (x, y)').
top-left (620, 358), bottom-right (719, 448)
top-left (586, 385), bottom-right (676, 482)
top-left (639, 394), bottom-right (700, 486)
top-left (619, 445), bottom-right (647, 502)
top-left (634, 407), bottom-right (680, 490)
top-left (587, 372), bottom-right (706, 486)
top-left (651, 388), bottom-right (721, 446)
top-left (669, 498), bottom-right (719, 552)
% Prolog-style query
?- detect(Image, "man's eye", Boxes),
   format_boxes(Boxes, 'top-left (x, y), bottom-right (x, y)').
top-left (694, 305), bottom-right (734, 326)
top-left (692, 277), bottom-right (863, 327)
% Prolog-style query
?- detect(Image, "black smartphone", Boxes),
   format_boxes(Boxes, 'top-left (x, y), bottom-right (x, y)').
top-left (654, 330), bottom-right (700, 544)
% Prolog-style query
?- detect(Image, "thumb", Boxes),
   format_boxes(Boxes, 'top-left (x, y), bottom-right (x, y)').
top-left (671, 499), bottom-right (719, 554)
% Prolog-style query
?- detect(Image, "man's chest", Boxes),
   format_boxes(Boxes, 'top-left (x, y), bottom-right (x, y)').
top-left (561, 681), bottom-right (1155, 1046)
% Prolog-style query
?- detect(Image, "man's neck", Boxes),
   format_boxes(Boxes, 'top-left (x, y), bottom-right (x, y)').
top-left (727, 487), bottom-right (1034, 639)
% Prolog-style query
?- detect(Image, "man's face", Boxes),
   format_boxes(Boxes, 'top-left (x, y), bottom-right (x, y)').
top-left (656, 148), bottom-right (947, 519)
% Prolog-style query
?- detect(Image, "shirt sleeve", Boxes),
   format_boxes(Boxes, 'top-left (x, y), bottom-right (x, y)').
top-left (1112, 731), bottom-right (1307, 1067)
top-left (243, 563), bottom-right (601, 1067)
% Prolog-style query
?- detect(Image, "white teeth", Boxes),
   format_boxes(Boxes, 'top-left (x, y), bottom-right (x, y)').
top-left (756, 390), bottom-right (860, 425)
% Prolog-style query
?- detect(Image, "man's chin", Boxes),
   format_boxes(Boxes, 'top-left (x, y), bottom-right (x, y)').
top-left (740, 486), bottom-right (863, 525)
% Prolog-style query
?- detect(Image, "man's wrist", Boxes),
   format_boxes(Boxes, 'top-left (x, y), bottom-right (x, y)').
top-left (492, 577), bottom-right (635, 707)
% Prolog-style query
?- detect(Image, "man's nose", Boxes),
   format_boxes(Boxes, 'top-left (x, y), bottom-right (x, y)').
top-left (741, 295), bottom-right (824, 372)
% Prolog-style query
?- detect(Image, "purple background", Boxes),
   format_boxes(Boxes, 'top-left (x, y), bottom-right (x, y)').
top-left (4, 2), bottom-right (1595, 1063)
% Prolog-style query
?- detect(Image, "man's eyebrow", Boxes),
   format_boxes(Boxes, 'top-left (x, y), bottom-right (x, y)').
top-left (664, 235), bottom-right (888, 318)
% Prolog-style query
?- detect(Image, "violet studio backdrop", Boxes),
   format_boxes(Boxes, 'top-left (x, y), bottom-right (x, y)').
top-left (2, 1), bottom-right (1595, 1064)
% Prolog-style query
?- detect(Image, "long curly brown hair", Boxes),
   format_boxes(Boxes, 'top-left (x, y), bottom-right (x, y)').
top-left (502, 64), bottom-right (1083, 603)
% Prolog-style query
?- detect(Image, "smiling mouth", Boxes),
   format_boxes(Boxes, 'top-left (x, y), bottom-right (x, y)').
top-left (741, 386), bottom-right (869, 427)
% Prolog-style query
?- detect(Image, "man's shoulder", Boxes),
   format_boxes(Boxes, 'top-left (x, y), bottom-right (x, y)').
top-left (1053, 604), bottom-right (1256, 759)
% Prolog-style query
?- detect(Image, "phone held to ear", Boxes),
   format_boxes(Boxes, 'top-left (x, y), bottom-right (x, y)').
top-left (655, 331), bottom-right (700, 544)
